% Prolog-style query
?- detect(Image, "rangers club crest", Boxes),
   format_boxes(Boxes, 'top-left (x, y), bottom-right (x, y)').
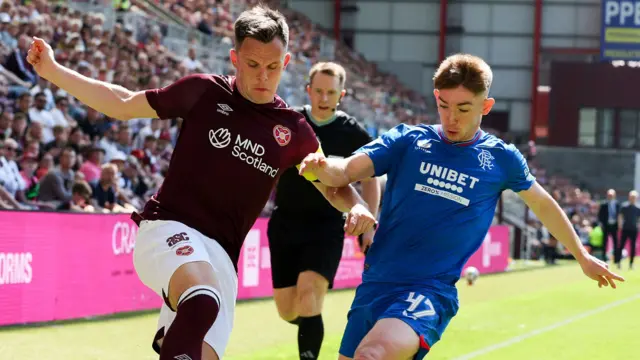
top-left (273, 125), bottom-right (291, 146)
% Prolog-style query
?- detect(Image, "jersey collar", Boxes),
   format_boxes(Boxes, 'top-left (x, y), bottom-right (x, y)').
top-left (436, 125), bottom-right (483, 147)
top-left (304, 105), bottom-right (338, 127)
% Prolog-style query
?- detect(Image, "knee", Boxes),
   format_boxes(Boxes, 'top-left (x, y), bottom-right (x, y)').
top-left (353, 343), bottom-right (386, 360)
top-left (296, 285), bottom-right (322, 315)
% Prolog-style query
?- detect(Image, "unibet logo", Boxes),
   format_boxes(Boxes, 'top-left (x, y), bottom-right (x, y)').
top-left (420, 162), bottom-right (479, 191)
top-left (209, 128), bottom-right (231, 148)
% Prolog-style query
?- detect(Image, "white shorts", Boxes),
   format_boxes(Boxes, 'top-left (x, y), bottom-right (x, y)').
top-left (133, 219), bottom-right (238, 358)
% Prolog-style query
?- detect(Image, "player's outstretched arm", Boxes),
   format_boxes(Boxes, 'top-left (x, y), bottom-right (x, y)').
top-left (519, 182), bottom-right (625, 288)
top-left (311, 182), bottom-right (376, 236)
top-left (26, 37), bottom-right (157, 120)
top-left (299, 153), bottom-right (375, 188)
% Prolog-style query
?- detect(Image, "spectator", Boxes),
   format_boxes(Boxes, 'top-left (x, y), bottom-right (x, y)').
top-left (119, 156), bottom-right (148, 209)
top-left (0, 138), bottom-right (27, 203)
top-left (37, 146), bottom-right (76, 207)
top-left (79, 146), bottom-right (105, 184)
top-left (9, 111), bottom-right (26, 145)
top-left (24, 120), bottom-right (44, 146)
top-left (78, 107), bottom-right (107, 142)
top-left (114, 124), bottom-right (132, 154)
top-left (91, 162), bottom-right (133, 213)
top-left (49, 95), bottom-right (76, 128)
top-left (0, 74), bottom-right (12, 113)
top-left (599, 189), bottom-right (621, 265)
top-left (67, 126), bottom-right (86, 154)
top-left (3, 34), bottom-right (37, 85)
top-left (617, 190), bottom-right (640, 270)
top-left (181, 47), bottom-right (203, 72)
top-left (57, 180), bottom-right (95, 212)
top-left (133, 118), bottom-right (161, 150)
top-left (0, 109), bottom-right (11, 139)
top-left (29, 92), bottom-right (56, 143)
top-left (18, 151), bottom-right (39, 200)
top-left (35, 152), bottom-right (53, 179)
top-left (43, 125), bottom-right (68, 161)
top-left (14, 92), bottom-right (31, 121)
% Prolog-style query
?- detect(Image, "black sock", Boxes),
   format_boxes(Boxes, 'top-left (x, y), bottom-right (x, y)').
top-left (298, 315), bottom-right (324, 360)
top-left (160, 289), bottom-right (220, 360)
top-left (287, 317), bottom-right (302, 325)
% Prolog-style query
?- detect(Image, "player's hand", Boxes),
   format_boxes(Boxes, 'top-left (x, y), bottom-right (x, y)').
top-left (344, 203), bottom-right (376, 237)
top-left (578, 254), bottom-right (625, 289)
top-left (360, 229), bottom-right (375, 254)
top-left (26, 37), bottom-right (57, 79)
top-left (298, 152), bottom-right (327, 177)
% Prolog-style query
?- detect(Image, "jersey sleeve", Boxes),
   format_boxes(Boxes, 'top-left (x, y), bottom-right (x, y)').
top-left (293, 117), bottom-right (322, 182)
top-left (145, 74), bottom-right (213, 120)
top-left (353, 123), bottom-right (412, 177)
top-left (504, 144), bottom-right (536, 192)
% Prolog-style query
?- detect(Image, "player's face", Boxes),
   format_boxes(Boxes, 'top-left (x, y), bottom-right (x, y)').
top-left (230, 37), bottom-right (291, 104)
top-left (307, 72), bottom-right (346, 121)
top-left (434, 87), bottom-right (495, 142)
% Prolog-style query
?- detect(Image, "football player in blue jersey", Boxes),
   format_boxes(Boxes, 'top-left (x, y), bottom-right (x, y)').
top-left (298, 53), bottom-right (625, 360)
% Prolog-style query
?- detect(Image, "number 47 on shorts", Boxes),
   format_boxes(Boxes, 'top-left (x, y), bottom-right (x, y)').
top-left (403, 292), bottom-right (436, 320)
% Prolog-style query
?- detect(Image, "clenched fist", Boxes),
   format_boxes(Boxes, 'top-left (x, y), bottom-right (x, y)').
top-left (26, 37), bottom-right (57, 79)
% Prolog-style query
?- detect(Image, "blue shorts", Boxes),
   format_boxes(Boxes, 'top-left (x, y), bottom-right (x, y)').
top-left (339, 282), bottom-right (459, 359)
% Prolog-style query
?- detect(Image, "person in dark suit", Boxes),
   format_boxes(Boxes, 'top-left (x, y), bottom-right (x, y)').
top-left (598, 189), bottom-right (620, 265)
top-left (618, 190), bottom-right (640, 270)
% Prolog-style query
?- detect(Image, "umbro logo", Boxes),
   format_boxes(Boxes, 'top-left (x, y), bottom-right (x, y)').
top-left (217, 103), bottom-right (233, 116)
top-left (174, 355), bottom-right (192, 360)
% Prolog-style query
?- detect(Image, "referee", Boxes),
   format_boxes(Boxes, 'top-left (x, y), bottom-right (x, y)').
top-left (267, 62), bottom-right (380, 360)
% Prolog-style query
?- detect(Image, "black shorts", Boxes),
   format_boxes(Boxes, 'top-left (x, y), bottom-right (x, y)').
top-left (267, 210), bottom-right (345, 289)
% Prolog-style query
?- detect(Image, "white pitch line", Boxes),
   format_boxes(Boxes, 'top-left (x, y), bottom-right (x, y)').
top-left (453, 293), bottom-right (640, 360)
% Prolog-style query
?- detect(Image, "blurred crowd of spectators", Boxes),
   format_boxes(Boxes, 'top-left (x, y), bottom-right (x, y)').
top-left (153, 0), bottom-right (431, 131)
top-left (0, 0), bottom-right (431, 214)
top-left (0, 0), bottom-right (186, 213)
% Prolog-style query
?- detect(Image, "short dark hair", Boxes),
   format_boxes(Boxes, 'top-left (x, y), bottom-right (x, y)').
top-left (72, 180), bottom-right (92, 199)
top-left (309, 62), bottom-right (347, 88)
top-left (234, 5), bottom-right (289, 50)
top-left (433, 54), bottom-right (493, 95)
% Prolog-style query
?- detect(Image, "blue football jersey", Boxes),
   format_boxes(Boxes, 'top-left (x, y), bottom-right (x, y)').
top-left (355, 124), bottom-right (535, 291)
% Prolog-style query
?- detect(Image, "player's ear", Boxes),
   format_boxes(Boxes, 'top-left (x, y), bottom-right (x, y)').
top-left (229, 48), bottom-right (238, 68)
top-left (482, 97), bottom-right (495, 115)
top-left (433, 89), bottom-right (440, 101)
top-left (306, 84), bottom-right (311, 97)
top-left (340, 89), bottom-right (346, 99)
top-left (283, 52), bottom-right (291, 68)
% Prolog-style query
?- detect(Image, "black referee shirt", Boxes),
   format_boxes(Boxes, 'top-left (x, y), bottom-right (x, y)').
top-left (273, 105), bottom-right (373, 219)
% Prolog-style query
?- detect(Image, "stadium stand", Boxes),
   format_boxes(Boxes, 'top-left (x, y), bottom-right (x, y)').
top-left (0, 0), bottom-right (434, 214)
top-left (0, 0), bottom-right (614, 266)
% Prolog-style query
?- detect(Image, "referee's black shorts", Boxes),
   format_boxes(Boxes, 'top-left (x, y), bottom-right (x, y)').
top-left (267, 210), bottom-right (345, 289)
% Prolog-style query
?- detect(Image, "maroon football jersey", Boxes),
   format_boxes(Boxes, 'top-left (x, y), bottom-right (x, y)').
top-left (133, 74), bottom-right (319, 268)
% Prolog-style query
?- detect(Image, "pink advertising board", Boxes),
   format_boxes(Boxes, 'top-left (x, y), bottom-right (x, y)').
top-left (236, 218), bottom-right (365, 300)
top-left (0, 211), bottom-right (160, 326)
top-left (462, 225), bottom-right (511, 275)
top-left (0, 211), bottom-right (512, 327)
